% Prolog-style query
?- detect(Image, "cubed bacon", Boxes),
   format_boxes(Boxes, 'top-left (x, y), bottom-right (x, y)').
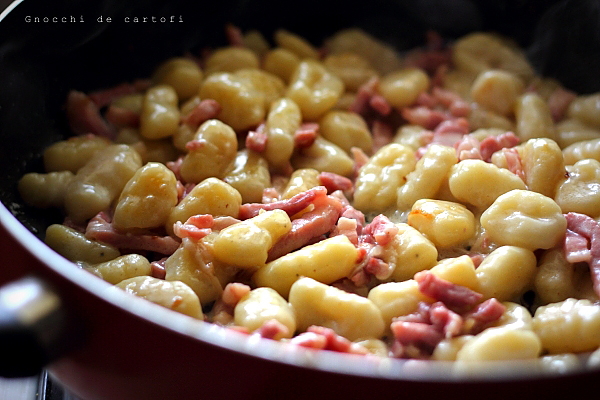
top-left (238, 186), bottom-right (328, 219)
top-left (434, 117), bottom-right (469, 136)
top-left (414, 270), bottom-right (483, 309)
top-left (261, 187), bottom-right (280, 203)
top-left (173, 214), bottom-right (214, 240)
top-left (548, 87), bottom-right (577, 122)
top-left (294, 122), bottom-right (319, 148)
top-left (211, 216), bottom-right (242, 231)
top-left (479, 131), bottom-right (520, 162)
top-left (503, 148), bottom-right (525, 181)
top-left (150, 258), bottom-right (167, 280)
top-left (449, 100), bottom-right (471, 118)
top-left (455, 134), bottom-right (482, 161)
top-left (371, 120), bottom-right (394, 152)
top-left (348, 77), bottom-right (379, 116)
top-left (403, 31), bottom-right (451, 75)
top-left (185, 138), bottom-right (207, 151)
top-left (415, 91), bottom-right (438, 108)
top-left (290, 326), bottom-right (369, 355)
top-left (404, 50), bottom-right (451, 76)
top-left (350, 147), bottom-right (370, 175)
top-left (88, 82), bottom-right (139, 108)
top-left (166, 157), bottom-right (184, 182)
top-left (390, 321), bottom-right (444, 356)
top-left (267, 195), bottom-right (342, 261)
top-left (221, 282), bottom-right (252, 308)
top-left (225, 23), bottom-right (245, 47)
top-left (66, 90), bottom-right (116, 139)
top-left (105, 105), bottom-right (140, 128)
top-left (401, 106), bottom-right (447, 130)
top-left (181, 99), bottom-right (221, 128)
top-left (331, 217), bottom-right (360, 246)
top-left (85, 212), bottom-right (180, 255)
top-left (318, 171), bottom-right (353, 193)
top-left (564, 229), bottom-right (592, 263)
top-left (432, 87), bottom-right (462, 108)
top-left (363, 256), bottom-right (393, 280)
top-left (431, 64), bottom-right (448, 88)
top-left (289, 331), bottom-right (327, 350)
top-left (245, 125), bottom-right (268, 153)
top-left (462, 298), bottom-right (506, 335)
top-left (362, 214), bottom-right (398, 246)
top-left (254, 319), bottom-right (290, 340)
top-left (564, 212), bottom-right (600, 297)
top-left (369, 94), bottom-right (392, 116)
top-left (428, 302), bottom-right (463, 338)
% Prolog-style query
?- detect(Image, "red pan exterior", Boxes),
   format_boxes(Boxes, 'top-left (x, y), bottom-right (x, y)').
top-left (2, 207), bottom-right (600, 400)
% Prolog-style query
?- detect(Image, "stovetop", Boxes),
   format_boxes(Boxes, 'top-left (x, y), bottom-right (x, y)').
top-left (0, 371), bottom-right (79, 400)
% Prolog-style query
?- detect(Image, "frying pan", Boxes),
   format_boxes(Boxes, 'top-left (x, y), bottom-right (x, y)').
top-left (1, 0), bottom-right (600, 399)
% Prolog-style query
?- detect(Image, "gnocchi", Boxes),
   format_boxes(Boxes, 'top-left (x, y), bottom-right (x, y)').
top-left (19, 25), bottom-right (600, 369)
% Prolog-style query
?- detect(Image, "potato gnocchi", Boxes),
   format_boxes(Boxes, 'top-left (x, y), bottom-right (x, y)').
top-left (17, 26), bottom-right (600, 370)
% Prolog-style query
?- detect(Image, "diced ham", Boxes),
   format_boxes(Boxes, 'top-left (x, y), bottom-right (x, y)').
top-left (173, 214), bottom-right (214, 240)
top-left (362, 214), bottom-right (398, 246)
top-left (133, 79), bottom-right (152, 92)
top-left (404, 31), bottom-right (451, 75)
top-left (221, 282), bottom-right (252, 307)
top-left (261, 187), bottom-right (280, 203)
top-left (289, 331), bottom-right (327, 349)
top-left (548, 87), bottom-right (577, 122)
top-left (363, 256), bottom-right (393, 280)
top-left (85, 212), bottom-right (180, 255)
top-left (415, 91), bottom-right (438, 108)
top-left (238, 186), bottom-right (328, 219)
top-left (185, 138), bottom-right (207, 151)
top-left (294, 122), bottom-right (319, 148)
top-left (432, 87), bottom-right (462, 109)
top-left (267, 195), bottom-right (342, 261)
top-left (211, 216), bottom-right (242, 231)
top-left (348, 77), bottom-right (379, 116)
top-left (254, 319), bottom-right (290, 340)
top-left (479, 132), bottom-right (520, 162)
top-left (502, 148), bottom-right (525, 181)
top-left (245, 125), bottom-right (268, 153)
top-left (181, 99), bottom-right (221, 128)
top-left (431, 64), bottom-right (448, 88)
top-left (564, 229), bottom-right (592, 263)
top-left (564, 212), bottom-right (600, 297)
top-left (105, 105), bottom-right (140, 128)
top-left (371, 120), bottom-right (394, 153)
top-left (428, 302), bottom-right (463, 338)
top-left (455, 134), bottom-right (482, 161)
top-left (369, 94), bottom-right (392, 116)
top-left (290, 326), bottom-right (369, 355)
top-left (88, 82), bottom-right (138, 108)
top-left (434, 117), bottom-right (469, 136)
top-left (401, 106), bottom-right (447, 130)
top-left (414, 270), bottom-right (483, 309)
top-left (66, 90), bottom-right (116, 139)
top-left (318, 172), bottom-right (353, 193)
top-left (331, 217), bottom-right (360, 246)
top-left (390, 321), bottom-right (444, 356)
top-left (225, 23), bottom-right (245, 47)
top-left (150, 258), bottom-right (167, 280)
top-left (166, 157), bottom-right (184, 182)
top-left (462, 298), bottom-right (506, 335)
top-left (350, 147), bottom-right (370, 176)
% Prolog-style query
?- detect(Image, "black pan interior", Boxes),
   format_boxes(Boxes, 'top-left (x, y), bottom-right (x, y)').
top-left (0, 0), bottom-right (595, 237)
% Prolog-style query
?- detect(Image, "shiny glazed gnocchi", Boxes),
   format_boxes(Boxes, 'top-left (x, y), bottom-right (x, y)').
top-left (17, 26), bottom-right (600, 371)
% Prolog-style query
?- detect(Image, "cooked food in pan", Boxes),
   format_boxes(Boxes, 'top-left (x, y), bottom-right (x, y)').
top-left (18, 25), bottom-right (600, 366)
